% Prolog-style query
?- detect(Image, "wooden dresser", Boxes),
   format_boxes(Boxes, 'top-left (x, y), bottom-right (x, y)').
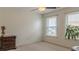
top-left (0, 36), bottom-right (16, 51)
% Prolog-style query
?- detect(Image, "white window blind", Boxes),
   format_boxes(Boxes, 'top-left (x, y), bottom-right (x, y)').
top-left (46, 16), bottom-right (57, 36)
top-left (67, 12), bottom-right (79, 26)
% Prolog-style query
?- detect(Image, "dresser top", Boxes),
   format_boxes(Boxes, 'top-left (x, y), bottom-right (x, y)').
top-left (0, 35), bottom-right (16, 38)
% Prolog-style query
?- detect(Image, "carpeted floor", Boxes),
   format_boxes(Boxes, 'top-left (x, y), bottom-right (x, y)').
top-left (10, 42), bottom-right (70, 51)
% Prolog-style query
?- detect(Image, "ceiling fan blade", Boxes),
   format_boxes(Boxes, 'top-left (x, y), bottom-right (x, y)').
top-left (46, 7), bottom-right (56, 9)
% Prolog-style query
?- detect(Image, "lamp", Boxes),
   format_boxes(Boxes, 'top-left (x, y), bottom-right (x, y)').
top-left (1, 26), bottom-right (6, 37)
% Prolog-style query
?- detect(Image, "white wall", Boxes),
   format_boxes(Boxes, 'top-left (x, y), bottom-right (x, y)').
top-left (0, 10), bottom-right (4, 34)
top-left (43, 7), bottom-right (79, 48)
top-left (0, 7), bottom-right (42, 46)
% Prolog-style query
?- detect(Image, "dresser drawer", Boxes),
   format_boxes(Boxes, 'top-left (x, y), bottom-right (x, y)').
top-left (2, 39), bottom-right (15, 43)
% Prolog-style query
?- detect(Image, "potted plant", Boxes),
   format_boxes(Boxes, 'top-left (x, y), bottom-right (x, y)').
top-left (65, 25), bottom-right (79, 40)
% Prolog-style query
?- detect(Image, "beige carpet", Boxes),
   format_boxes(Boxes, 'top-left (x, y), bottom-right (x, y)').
top-left (10, 42), bottom-right (70, 51)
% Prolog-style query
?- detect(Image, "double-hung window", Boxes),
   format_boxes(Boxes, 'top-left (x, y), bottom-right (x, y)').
top-left (66, 12), bottom-right (79, 26)
top-left (46, 16), bottom-right (57, 36)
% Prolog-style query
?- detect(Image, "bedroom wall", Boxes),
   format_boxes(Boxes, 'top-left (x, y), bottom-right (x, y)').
top-left (43, 7), bottom-right (79, 48)
top-left (0, 10), bottom-right (4, 35)
top-left (0, 7), bottom-right (42, 46)
top-left (0, 10), bottom-right (3, 47)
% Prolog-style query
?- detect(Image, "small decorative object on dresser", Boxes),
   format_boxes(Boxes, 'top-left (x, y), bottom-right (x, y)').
top-left (0, 36), bottom-right (16, 51)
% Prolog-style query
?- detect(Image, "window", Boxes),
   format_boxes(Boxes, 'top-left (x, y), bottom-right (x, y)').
top-left (46, 16), bottom-right (57, 36)
top-left (66, 12), bottom-right (79, 26)
top-left (65, 12), bottom-right (79, 40)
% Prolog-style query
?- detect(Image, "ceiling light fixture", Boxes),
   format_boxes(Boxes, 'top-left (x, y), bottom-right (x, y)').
top-left (38, 7), bottom-right (46, 12)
